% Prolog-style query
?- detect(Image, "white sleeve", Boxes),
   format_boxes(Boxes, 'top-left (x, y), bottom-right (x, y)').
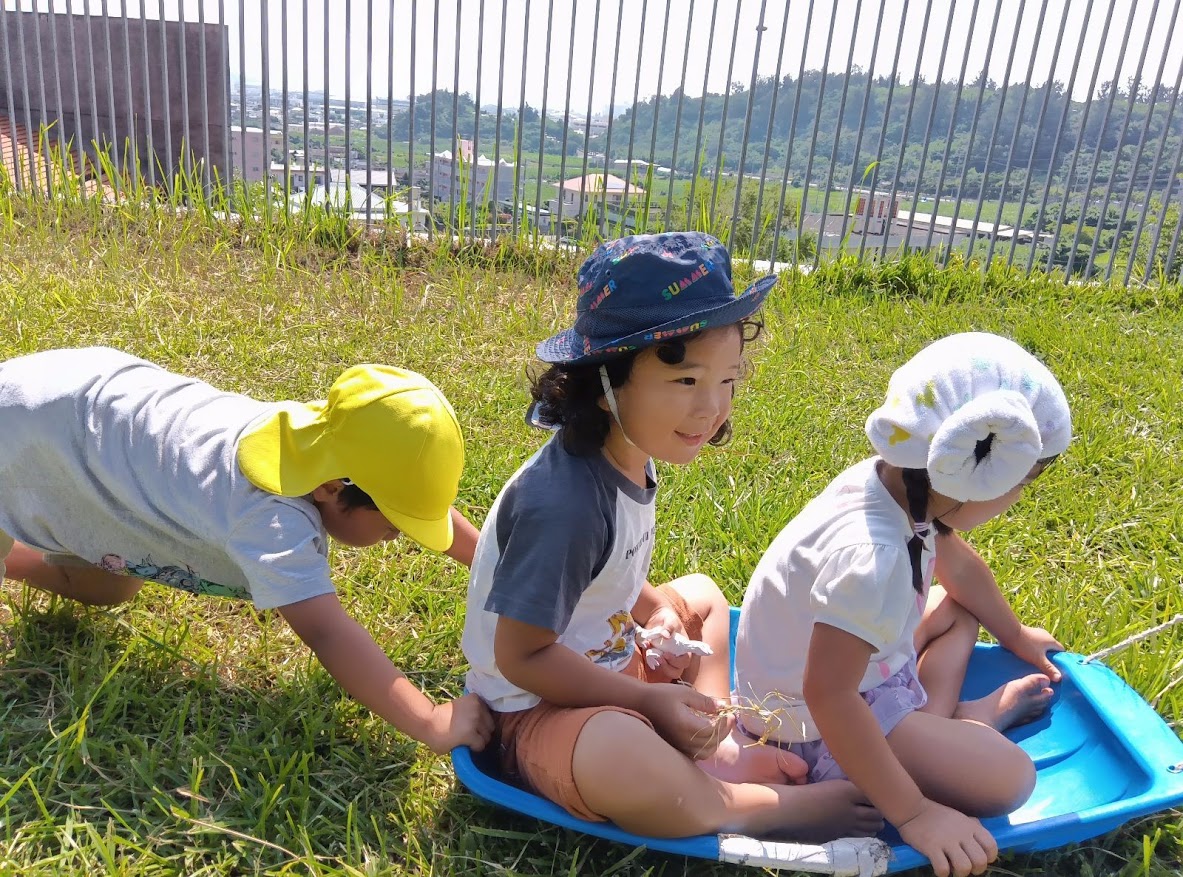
top-left (226, 499), bottom-right (336, 610)
top-left (809, 543), bottom-right (918, 653)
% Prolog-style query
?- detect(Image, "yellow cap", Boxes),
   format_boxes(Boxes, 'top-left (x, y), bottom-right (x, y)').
top-left (236, 365), bottom-right (464, 551)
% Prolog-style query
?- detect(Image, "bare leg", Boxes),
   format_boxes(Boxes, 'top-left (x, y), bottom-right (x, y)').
top-left (887, 710), bottom-right (1036, 818)
top-left (663, 573), bottom-right (732, 700)
top-left (914, 585), bottom-right (979, 719)
top-left (3, 541), bottom-right (143, 606)
top-left (572, 711), bottom-right (884, 840)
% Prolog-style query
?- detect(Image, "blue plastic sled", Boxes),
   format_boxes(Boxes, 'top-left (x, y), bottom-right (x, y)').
top-left (453, 608), bottom-right (1183, 875)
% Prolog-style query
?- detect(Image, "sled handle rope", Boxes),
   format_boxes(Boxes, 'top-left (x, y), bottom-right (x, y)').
top-left (1082, 613), bottom-right (1183, 664)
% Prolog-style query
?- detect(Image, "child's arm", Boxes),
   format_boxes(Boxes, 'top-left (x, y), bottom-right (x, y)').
top-left (805, 622), bottom-right (997, 874)
top-left (443, 506), bottom-right (480, 568)
top-left (493, 614), bottom-right (729, 758)
top-left (934, 532), bottom-right (1063, 681)
top-left (630, 583), bottom-right (694, 678)
top-left (280, 593), bottom-right (494, 753)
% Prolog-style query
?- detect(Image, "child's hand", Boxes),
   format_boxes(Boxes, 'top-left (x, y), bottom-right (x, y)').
top-left (424, 693), bottom-right (496, 754)
top-left (1004, 624), bottom-right (1065, 682)
top-left (897, 799), bottom-right (998, 877)
top-left (638, 606), bottom-right (700, 680)
top-left (642, 683), bottom-right (733, 760)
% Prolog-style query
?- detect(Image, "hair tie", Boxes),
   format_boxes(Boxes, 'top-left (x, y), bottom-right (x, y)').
top-left (912, 521), bottom-right (932, 538)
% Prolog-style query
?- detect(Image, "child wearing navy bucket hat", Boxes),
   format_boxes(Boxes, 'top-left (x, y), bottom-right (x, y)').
top-left (461, 232), bottom-right (883, 841)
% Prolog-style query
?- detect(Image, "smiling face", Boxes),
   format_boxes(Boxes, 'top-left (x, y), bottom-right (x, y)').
top-left (600, 324), bottom-right (743, 480)
top-left (311, 481), bottom-right (401, 547)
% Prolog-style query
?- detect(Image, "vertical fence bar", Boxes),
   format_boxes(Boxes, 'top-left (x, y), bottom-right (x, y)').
top-left (426, 0), bottom-right (439, 235)
top-left (1088, 0), bottom-right (1158, 280)
top-left (0, 5), bottom-right (21, 191)
top-left (219, 0), bottom-right (229, 195)
top-left (491, 0), bottom-right (508, 239)
top-left (386, 0), bottom-right (394, 225)
top-left (261, 0), bottom-right (272, 216)
top-left (858, 0), bottom-right (908, 263)
top-left (237, 0), bottom-right (245, 195)
top-left (66, 0), bottom-right (86, 182)
top-left (794, 0), bottom-right (838, 255)
top-left (1065, 0), bottom-right (1140, 278)
top-left (945, 0), bottom-right (1010, 269)
top-left (1131, 27), bottom-right (1183, 284)
top-left (120, 0), bottom-right (136, 187)
top-left (599, 0), bottom-right (624, 236)
top-left (177, 0), bottom-right (192, 189)
top-left (512, 0), bottom-right (528, 233)
top-left (448, 0), bottom-right (460, 232)
top-left (709, 0), bottom-right (742, 226)
top-left (729, 0), bottom-right (770, 259)
top-left (576, 0), bottom-right (602, 235)
top-left (345, 0), bottom-right (353, 198)
top-left (752, 0), bottom-right (789, 264)
top-left (365, 0), bottom-right (373, 225)
top-left (554, 0), bottom-right (578, 238)
top-left (812, 0), bottom-right (864, 268)
top-left (280, 0), bottom-right (291, 206)
top-left (834, 0), bottom-right (886, 257)
top-left (140, 0), bottom-right (156, 188)
top-left (1118, 0), bottom-right (1181, 284)
top-left (664, 0), bottom-right (695, 228)
top-left (641, 0), bottom-right (671, 233)
top-left (1042, 0), bottom-right (1117, 276)
top-left (965, 0), bottom-right (1028, 270)
top-left (25, 0), bottom-right (51, 193)
top-left (158, 0), bottom-right (172, 191)
top-left (323, 0), bottom-right (331, 205)
top-left (619, 0), bottom-right (647, 225)
top-left (1007, 0), bottom-right (1071, 269)
top-left (1026, 0), bottom-right (1096, 273)
top-left (15, 0), bottom-right (41, 190)
top-left (771, 0), bottom-right (816, 264)
top-left (923, 0), bottom-right (983, 254)
top-left (304, 0), bottom-right (311, 195)
top-left (83, 0), bottom-right (103, 187)
top-left (47, 0), bottom-right (67, 192)
top-left (685, 0), bottom-right (719, 230)
top-left (879, 0), bottom-right (933, 261)
top-left (409, 0), bottom-right (418, 226)
top-left (990, 0), bottom-right (1053, 269)
top-left (471, 0), bottom-right (485, 238)
top-left (901, 0), bottom-right (957, 252)
top-left (531, 0), bottom-right (553, 236)
top-left (196, 0), bottom-right (210, 190)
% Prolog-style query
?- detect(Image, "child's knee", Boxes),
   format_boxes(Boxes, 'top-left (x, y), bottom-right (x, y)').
top-left (971, 745), bottom-right (1037, 817)
top-left (670, 573), bottom-right (728, 618)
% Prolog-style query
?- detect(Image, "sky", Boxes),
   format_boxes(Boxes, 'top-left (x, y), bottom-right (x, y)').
top-left (5, 0), bottom-right (1183, 113)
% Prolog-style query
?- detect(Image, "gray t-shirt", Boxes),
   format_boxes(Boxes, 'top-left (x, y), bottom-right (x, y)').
top-left (462, 433), bottom-right (657, 712)
top-left (0, 347), bottom-right (335, 609)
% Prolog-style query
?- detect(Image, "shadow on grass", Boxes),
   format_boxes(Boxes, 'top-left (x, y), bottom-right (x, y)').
top-left (0, 598), bottom-right (422, 871)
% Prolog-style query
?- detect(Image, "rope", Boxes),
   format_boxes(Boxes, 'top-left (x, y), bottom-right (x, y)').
top-left (1082, 613), bottom-right (1183, 664)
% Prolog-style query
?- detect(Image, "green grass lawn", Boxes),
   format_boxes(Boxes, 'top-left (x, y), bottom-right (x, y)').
top-left (1, 187), bottom-right (1182, 876)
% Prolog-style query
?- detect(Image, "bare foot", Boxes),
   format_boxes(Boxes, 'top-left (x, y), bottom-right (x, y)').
top-left (777, 780), bottom-right (885, 841)
top-left (954, 673), bottom-right (1053, 731)
top-left (698, 726), bottom-right (809, 785)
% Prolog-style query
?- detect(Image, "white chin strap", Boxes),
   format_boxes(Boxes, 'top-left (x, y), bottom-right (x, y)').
top-left (599, 365), bottom-right (637, 448)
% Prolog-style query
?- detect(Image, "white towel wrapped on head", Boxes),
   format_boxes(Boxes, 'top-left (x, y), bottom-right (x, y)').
top-left (865, 332), bottom-right (1072, 501)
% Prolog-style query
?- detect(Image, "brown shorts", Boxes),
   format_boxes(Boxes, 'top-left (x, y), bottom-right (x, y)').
top-left (494, 585), bottom-right (704, 822)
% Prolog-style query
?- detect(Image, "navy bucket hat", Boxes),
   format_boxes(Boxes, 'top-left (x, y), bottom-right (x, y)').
top-left (536, 231), bottom-right (777, 365)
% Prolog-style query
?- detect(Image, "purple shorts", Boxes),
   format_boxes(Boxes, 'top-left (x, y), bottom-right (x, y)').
top-left (743, 661), bottom-right (928, 784)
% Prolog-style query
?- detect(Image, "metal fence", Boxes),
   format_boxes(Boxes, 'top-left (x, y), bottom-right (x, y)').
top-left (1, 0), bottom-right (1181, 284)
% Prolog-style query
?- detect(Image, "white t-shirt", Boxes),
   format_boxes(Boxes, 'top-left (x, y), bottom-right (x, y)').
top-left (734, 456), bottom-right (935, 743)
top-left (0, 347), bottom-right (335, 610)
top-left (462, 433), bottom-right (657, 713)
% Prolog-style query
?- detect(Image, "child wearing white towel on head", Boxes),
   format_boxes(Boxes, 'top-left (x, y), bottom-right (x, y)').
top-left (733, 332), bottom-right (1072, 877)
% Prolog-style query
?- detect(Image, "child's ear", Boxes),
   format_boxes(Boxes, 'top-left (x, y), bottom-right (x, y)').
top-left (311, 480), bottom-right (346, 502)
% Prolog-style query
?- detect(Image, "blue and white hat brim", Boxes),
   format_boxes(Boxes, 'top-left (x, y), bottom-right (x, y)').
top-left (537, 273), bottom-right (778, 365)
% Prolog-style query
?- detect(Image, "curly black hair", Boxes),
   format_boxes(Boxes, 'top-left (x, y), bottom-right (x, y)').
top-left (529, 317), bottom-right (763, 457)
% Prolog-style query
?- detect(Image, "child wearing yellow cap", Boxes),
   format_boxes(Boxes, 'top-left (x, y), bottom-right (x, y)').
top-left (0, 346), bottom-right (493, 754)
